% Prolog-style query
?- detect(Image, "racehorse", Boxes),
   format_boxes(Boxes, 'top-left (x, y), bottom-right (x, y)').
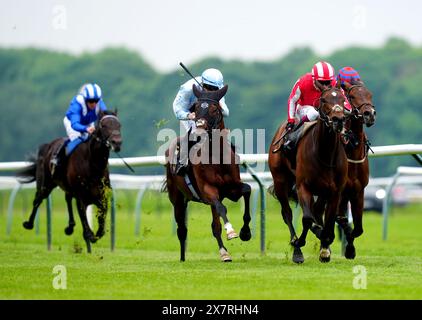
top-left (164, 84), bottom-right (252, 262)
top-left (331, 79), bottom-right (376, 259)
top-left (17, 110), bottom-right (122, 253)
top-left (268, 81), bottom-right (348, 263)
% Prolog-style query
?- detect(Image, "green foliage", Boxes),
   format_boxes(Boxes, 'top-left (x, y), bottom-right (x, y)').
top-left (1, 38), bottom-right (421, 176)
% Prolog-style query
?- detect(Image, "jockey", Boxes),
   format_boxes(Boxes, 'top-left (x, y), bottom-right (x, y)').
top-left (172, 68), bottom-right (229, 175)
top-left (282, 61), bottom-right (351, 151)
top-left (50, 83), bottom-right (107, 175)
top-left (337, 66), bottom-right (361, 88)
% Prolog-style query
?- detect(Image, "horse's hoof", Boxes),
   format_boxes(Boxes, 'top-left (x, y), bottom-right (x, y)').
top-left (227, 230), bottom-right (239, 240)
top-left (23, 221), bottom-right (33, 230)
top-left (64, 226), bottom-right (74, 236)
top-left (345, 244), bottom-right (356, 259)
top-left (96, 230), bottom-right (105, 239)
top-left (239, 227), bottom-right (251, 241)
top-left (219, 248), bottom-right (232, 262)
top-left (319, 248), bottom-right (331, 263)
top-left (292, 247), bottom-right (304, 264)
top-left (84, 233), bottom-right (98, 243)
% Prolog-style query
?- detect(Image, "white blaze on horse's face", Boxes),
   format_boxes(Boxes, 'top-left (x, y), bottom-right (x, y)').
top-left (332, 104), bottom-right (343, 113)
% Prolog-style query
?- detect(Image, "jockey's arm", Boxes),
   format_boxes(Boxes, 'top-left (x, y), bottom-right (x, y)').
top-left (67, 102), bottom-right (89, 133)
top-left (173, 85), bottom-right (192, 120)
top-left (287, 79), bottom-right (301, 123)
top-left (219, 96), bottom-right (229, 117)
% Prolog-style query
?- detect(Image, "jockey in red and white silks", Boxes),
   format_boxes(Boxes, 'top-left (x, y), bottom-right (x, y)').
top-left (287, 61), bottom-right (351, 125)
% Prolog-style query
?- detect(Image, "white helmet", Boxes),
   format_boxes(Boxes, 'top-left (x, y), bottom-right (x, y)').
top-left (201, 68), bottom-right (224, 89)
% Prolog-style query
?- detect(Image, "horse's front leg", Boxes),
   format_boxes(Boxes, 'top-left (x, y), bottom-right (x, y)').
top-left (95, 192), bottom-right (109, 239)
top-left (293, 183), bottom-right (315, 264)
top-left (75, 199), bottom-right (97, 253)
top-left (225, 182), bottom-right (252, 241)
top-left (341, 190), bottom-right (365, 259)
top-left (211, 205), bottom-right (231, 262)
top-left (203, 183), bottom-right (238, 241)
top-left (319, 193), bottom-right (341, 263)
top-left (239, 183), bottom-right (252, 241)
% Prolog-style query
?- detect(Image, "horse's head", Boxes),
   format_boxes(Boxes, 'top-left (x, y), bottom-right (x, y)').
top-left (343, 80), bottom-right (376, 127)
top-left (317, 82), bottom-right (347, 133)
top-left (96, 110), bottom-right (122, 152)
top-left (191, 84), bottom-right (228, 131)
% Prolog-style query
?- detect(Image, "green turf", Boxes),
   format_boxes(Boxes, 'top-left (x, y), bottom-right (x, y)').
top-left (0, 188), bottom-right (421, 299)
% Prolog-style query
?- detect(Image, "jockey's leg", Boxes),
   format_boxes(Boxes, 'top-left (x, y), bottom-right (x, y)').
top-left (283, 107), bottom-right (318, 151)
top-left (175, 120), bottom-right (196, 176)
top-left (49, 139), bottom-right (67, 176)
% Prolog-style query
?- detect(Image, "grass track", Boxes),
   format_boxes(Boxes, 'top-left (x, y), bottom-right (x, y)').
top-left (0, 189), bottom-right (421, 299)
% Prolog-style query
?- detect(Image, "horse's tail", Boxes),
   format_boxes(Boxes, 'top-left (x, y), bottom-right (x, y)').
top-left (16, 144), bottom-right (48, 184)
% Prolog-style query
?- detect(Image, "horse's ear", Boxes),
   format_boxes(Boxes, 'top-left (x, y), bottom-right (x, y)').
top-left (192, 84), bottom-right (201, 98)
top-left (336, 80), bottom-right (342, 89)
top-left (215, 84), bottom-right (228, 101)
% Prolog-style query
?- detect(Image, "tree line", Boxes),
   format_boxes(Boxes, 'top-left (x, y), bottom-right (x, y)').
top-left (0, 37), bottom-right (421, 177)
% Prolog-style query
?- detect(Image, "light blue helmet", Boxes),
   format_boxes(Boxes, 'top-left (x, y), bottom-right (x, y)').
top-left (81, 83), bottom-right (102, 101)
top-left (201, 68), bottom-right (224, 89)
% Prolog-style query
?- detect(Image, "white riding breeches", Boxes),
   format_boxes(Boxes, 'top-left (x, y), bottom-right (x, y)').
top-left (296, 105), bottom-right (319, 122)
top-left (63, 117), bottom-right (92, 141)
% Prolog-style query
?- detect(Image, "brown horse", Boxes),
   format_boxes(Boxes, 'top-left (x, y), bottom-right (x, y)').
top-left (164, 84), bottom-right (252, 262)
top-left (17, 110), bottom-right (122, 253)
top-left (332, 80), bottom-right (376, 259)
top-left (268, 82), bottom-right (348, 263)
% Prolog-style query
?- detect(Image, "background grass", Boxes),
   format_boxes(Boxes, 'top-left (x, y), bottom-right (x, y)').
top-left (0, 188), bottom-right (421, 300)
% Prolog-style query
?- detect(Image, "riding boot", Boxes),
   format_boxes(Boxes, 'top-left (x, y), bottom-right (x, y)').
top-left (175, 130), bottom-right (191, 176)
top-left (283, 120), bottom-right (306, 152)
top-left (50, 140), bottom-right (66, 177)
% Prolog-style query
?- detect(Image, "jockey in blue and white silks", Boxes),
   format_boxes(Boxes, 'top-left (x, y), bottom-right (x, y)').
top-left (50, 83), bottom-right (108, 175)
top-left (64, 83), bottom-right (107, 142)
top-left (173, 68), bottom-right (229, 132)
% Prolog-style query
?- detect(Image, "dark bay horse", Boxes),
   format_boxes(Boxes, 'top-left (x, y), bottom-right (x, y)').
top-left (332, 80), bottom-right (376, 259)
top-left (268, 82), bottom-right (348, 263)
top-left (164, 84), bottom-right (252, 262)
top-left (17, 110), bottom-right (122, 253)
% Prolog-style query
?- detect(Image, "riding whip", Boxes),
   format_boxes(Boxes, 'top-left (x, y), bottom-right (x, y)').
top-left (179, 62), bottom-right (203, 88)
top-left (115, 151), bottom-right (135, 173)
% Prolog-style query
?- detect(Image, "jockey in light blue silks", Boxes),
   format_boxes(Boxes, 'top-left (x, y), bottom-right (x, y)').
top-left (50, 83), bottom-right (107, 175)
top-left (172, 68), bottom-right (230, 175)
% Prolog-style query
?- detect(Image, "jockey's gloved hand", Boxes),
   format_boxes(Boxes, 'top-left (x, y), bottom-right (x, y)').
top-left (286, 121), bottom-right (295, 131)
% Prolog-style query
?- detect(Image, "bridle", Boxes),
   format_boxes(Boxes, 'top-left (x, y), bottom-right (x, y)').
top-left (346, 85), bottom-right (376, 119)
top-left (95, 114), bottom-right (121, 149)
top-left (318, 88), bottom-right (345, 128)
top-left (195, 98), bottom-right (224, 131)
